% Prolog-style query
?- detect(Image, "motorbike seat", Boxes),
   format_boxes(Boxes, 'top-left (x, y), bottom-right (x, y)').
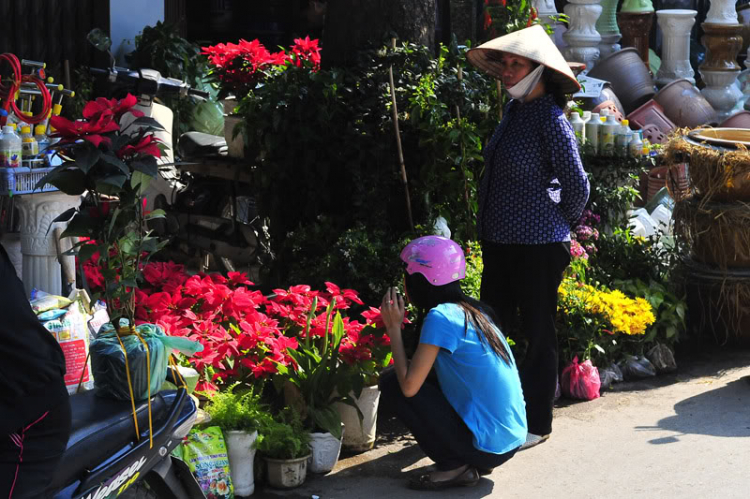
top-left (49, 389), bottom-right (170, 489)
top-left (178, 131), bottom-right (227, 160)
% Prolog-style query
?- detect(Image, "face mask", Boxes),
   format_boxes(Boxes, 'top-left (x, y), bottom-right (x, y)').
top-left (505, 65), bottom-right (545, 102)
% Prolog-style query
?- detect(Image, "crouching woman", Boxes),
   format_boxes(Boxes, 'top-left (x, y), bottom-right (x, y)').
top-left (379, 236), bottom-right (527, 491)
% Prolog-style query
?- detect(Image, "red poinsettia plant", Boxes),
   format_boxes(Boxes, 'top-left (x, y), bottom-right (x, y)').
top-left (202, 36), bottom-right (321, 99)
top-left (39, 94), bottom-right (167, 330)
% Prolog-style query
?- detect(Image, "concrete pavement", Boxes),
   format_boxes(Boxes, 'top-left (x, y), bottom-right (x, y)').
top-left (254, 347), bottom-right (750, 499)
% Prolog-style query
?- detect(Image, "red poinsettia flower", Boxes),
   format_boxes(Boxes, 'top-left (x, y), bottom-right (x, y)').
top-left (117, 135), bottom-right (162, 159)
top-left (49, 114), bottom-right (120, 146)
top-left (83, 94), bottom-right (145, 123)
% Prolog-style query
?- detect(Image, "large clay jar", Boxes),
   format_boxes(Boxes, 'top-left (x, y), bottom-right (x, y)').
top-left (587, 47), bottom-right (656, 114)
top-left (720, 111), bottom-right (750, 128)
top-left (654, 78), bottom-right (719, 127)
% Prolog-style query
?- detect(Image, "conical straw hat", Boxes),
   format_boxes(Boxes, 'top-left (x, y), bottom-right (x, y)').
top-left (467, 25), bottom-right (581, 95)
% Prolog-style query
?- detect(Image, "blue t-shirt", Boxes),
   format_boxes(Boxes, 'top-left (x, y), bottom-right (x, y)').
top-left (420, 303), bottom-right (527, 454)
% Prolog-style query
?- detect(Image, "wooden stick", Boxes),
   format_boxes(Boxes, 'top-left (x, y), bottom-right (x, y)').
top-left (64, 59), bottom-right (71, 91)
top-left (388, 38), bottom-right (414, 230)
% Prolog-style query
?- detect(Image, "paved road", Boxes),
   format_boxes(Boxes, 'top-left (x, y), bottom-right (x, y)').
top-left (254, 348), bottom-right (750, 499)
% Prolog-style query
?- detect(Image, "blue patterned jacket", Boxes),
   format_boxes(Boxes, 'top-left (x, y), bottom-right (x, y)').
top-left (478, 94), bottom-right (590, 244)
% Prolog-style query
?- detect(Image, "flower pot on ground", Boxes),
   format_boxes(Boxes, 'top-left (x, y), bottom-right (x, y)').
top-left (203, 384), bottom-right (265, 496)
top-left (334, 384), bottom-right (381, 452)
top-left (256, 411), bottom-right (312, 489)
top-left (308, 424), bottom-right (344, 474)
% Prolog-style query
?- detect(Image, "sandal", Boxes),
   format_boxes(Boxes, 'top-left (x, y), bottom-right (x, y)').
top-left (408, 467), bottom-right (480, 491)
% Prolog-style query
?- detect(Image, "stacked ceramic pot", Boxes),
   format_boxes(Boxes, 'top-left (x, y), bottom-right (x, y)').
top-left (698, 0), bottom-right (744, 123)
top-left (618, 0), bottom-right (655, 68)
top-left (655, 9), bottom-right (697, 87)
top-left (668, 129), bottom-right (750, 345)
top-left (596, 0), bottom-right (622, 57)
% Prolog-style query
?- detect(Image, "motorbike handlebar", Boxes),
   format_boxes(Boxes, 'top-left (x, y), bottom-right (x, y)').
top-left (90, 67), bottom-right (208, 100)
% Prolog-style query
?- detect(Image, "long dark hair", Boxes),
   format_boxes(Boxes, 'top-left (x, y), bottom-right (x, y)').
top-left (542, 67), bottom-right (569, 110)
top-left (405, 272), bottom-right (512, 365)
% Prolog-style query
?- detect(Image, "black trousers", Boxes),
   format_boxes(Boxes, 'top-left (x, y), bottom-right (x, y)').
top-left (480, 240), bottom-right (570, 436)
top-left (379, 369), bottom-right (518, 472)
top-left (0, 400), bottom-right (71, 498)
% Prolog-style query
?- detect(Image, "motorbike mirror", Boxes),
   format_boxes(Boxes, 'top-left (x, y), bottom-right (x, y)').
top-left (87, 28), bottom-right (116, 69)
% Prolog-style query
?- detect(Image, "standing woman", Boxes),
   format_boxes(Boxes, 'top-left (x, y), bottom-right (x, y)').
top-left (380, 236), bottom-right (526, 491)
top-left (466, 25), bottom-right (590, 448)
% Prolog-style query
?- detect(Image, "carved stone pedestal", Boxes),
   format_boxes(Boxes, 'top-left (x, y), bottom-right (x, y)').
top-left (563, 0), bottom-right (603, 69)
top-left (655, 9), bottom-right (697, 86)
top-left (597, 0), bottom-right (622, 57)
top-left (618, 11), bottom-right (655, 67)
top-left (699, 22), bottom-right (744, 121)
top-left (16, 191), bottom-right (80, 296)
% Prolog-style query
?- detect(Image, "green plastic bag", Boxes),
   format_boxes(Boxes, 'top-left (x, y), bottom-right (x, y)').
top-left (183, 426), bottom-right (234, 499)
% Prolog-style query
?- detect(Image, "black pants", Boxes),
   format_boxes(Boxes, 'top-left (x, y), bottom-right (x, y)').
top-left (0, 400), bottom-right (71, 498)
top-left (379, 369), bottom-right (518, 472)
top-left (480, 241), bottom-right (570, 436)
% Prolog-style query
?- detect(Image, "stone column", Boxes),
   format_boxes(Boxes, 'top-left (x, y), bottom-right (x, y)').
top-left (699, 1), bottom-right (744, 123)
top-left (562, 0), bottom-right (603, 69)
top-left (655, 9), bottom-right (697, 87)
top-left (744, 47), bottom-right (750, 111)
top-left (16, 191), bottom-right (81, 297)
top-left (596, 0), bottom-right (622, 58)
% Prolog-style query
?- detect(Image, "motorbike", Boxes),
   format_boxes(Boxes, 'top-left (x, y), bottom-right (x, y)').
top-left (47, 370), bottom-right (204, 498)
top-left (88, 66), bottom-right (271, 284)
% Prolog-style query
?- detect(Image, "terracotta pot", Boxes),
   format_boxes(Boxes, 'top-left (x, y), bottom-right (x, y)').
top-left (587, 47), bottom-right (656, 114)
top-left (627, 99), bottom-right (672, 129)
top-left (653, 79), bottom-right (718, 127)
top-left (720, 110), bottom-right (750, 128)
top-left (580, 83), bottom-right (626, 118)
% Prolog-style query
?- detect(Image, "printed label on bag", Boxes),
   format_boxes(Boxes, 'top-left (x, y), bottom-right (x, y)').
top-left (61, 339), bottom-right (90, 385)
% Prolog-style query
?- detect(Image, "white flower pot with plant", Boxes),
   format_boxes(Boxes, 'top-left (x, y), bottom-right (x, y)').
top-left (256, 411), bottom-right (312, 489)
top-left (203, 384), bottom-right (264, 496)
top-left (334, 385), bottom-right (380, 452)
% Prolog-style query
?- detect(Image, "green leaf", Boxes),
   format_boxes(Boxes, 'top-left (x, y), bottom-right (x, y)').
top-left (310, 406), bottom-right (342, 438)
top-left (593, 344), bottom-right (605, 354)
top-left (129, 116), bottom-right (166, 131)
top-left (130, 156), bottom-right (159, 177)
top-left (666, 326), bottom-right (677, 339)
top-left (100, 153), bottom-right (130, 174)
top-left (675, 304), bottom-right (685, 320)
top-left (95, 174), bottom-right (128, 195)
top-left (60, 214), bottom-right (98, 238)
top-left (75, 146), bottom-right (101, 173)
top-left (131, 170), bottom-right (153, 194)
top-left (77, 243), bottom-right (99, 264)
top-left (43, 169), bottom-right (87, 195)
top-left (144, 209), bottom-right (166, 220)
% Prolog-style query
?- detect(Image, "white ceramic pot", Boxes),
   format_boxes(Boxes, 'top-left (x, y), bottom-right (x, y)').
top-left (334, 385), bottom-right (381, 452)
top-left (308, 426), bottom-right (344, 474)
top-left (562, 0), bottom-right (603, 69)
top-left (225, 430), bottom-right (258, 496)
top-left (264, 454), bottom-right (310, 489)
top-left (224, 114), bottom-right (245, 159)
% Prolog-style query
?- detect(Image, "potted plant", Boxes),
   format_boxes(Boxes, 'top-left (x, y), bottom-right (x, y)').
top-left (274, 296), bottom-right (358, 473)
top-left (256, 410), bottom-right (312, 489)
top-left (39, 94), bottom-right (180, 409)
top-left (203, 383), bottom-right (265, 496)
top-left (201, 36), bottom-right (321, 157)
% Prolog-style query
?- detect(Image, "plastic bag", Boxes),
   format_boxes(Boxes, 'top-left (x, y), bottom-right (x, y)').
top-left (561, 357), bottom-right (601, 400)
top-left (646, 344), bottom-right (677, 373)
top-left (597, 362), bottom-right (624, 392)
top-left (31, 294), bottom-right (72, 314)
top-left (38, 308), bottom-right (67, 321)
top-left (182, 427), bottom-right (234, 499)
top-left (91, 323), bottom-right (169, 401)
top-left (618, 355), bottom-right (657, 380)
top-left (43, 300), bottom-right (95, 394)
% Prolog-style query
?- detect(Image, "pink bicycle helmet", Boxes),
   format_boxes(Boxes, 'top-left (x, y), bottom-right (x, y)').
top-left (400, 236), bottom-right (466, 286)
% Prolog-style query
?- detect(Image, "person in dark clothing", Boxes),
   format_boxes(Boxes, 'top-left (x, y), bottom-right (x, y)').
top-left (466, 26), bottom-right (590, 449)
top-left (0, 242), bottom-right (71, 498)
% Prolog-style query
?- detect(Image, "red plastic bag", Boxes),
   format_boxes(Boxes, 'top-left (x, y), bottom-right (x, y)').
top-left (561, 356), bottom-right (601, 400)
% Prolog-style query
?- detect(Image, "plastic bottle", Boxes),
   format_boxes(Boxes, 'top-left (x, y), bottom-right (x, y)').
top-left (585, 112), bottom-right (601, 154)
top-left (600, 113), bottom-right (619, 157)
top-left (20, 126), bottom-right (38, 157)
top-left (569, 112), bottom-right (585, 146)
top-left (615, 119), bottom-right (633, 158)
top-left (34, 125), bottom-right (49, 155)
top-left (629, 130), bottom-right (644, 158)
top-left (0, 125), bottom-right (22, 168)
